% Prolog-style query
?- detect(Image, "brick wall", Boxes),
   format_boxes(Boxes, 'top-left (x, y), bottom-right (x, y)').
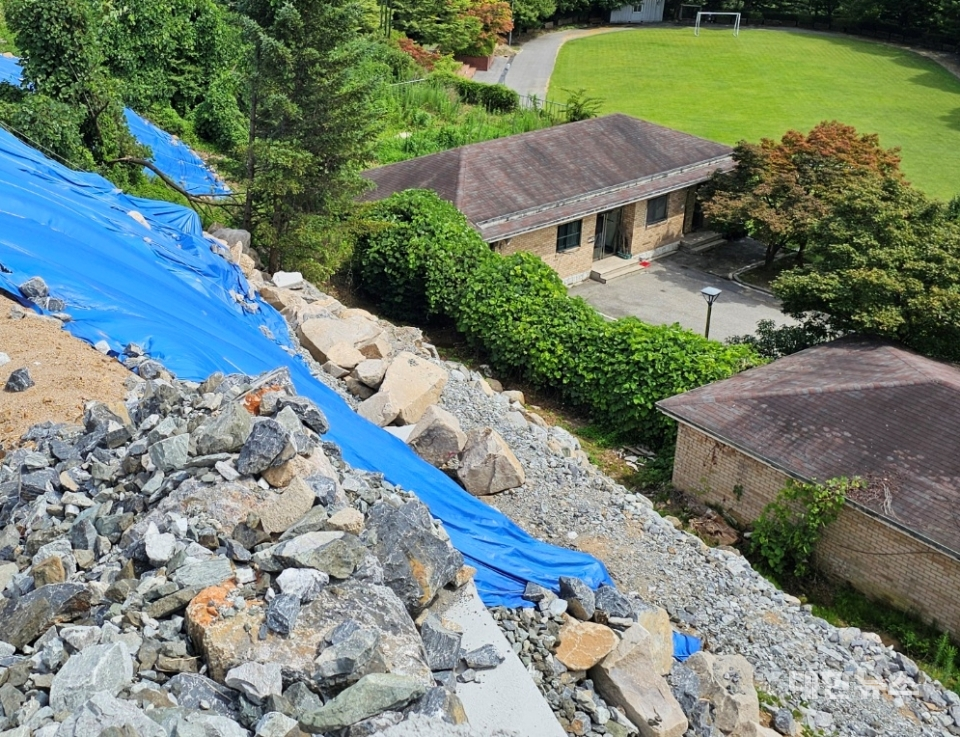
top-left (672, 422), bottom-right (960, 638)
top-left (500, 213), bottom-right (597, 282)
top-left (630, 189), bottom-right (688, 257)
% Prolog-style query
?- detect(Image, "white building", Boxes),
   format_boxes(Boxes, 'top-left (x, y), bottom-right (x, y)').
top-left (610, 0), bottom-right (665, 23)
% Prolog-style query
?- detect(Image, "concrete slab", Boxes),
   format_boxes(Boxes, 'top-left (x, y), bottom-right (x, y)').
top-left (436, 581), bottom-right (566, 737)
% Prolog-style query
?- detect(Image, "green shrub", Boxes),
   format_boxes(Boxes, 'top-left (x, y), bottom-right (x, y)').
top-left (434, 74), bottom-right (519, 113)
top-left (192, 72), bottom-right (246, 151)
top-left (353, 190), bottom-right (763, 447)
top-left (0, 93), bottom-right (95, 170)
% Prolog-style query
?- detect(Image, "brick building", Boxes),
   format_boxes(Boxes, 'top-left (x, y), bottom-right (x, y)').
top-left (657, 339), bottom-right (960, 638)
top-left (361, 114), bottom-right (733, 285)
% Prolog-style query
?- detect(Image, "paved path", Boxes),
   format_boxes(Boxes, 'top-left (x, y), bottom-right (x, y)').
top-left (570, 253), bottom-right (794, 342)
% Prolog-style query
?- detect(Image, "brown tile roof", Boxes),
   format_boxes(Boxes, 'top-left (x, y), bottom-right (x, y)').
top-left (657, 339), bottom-right (960, 556)
top-left (362, 114), bottom-right (733, 241)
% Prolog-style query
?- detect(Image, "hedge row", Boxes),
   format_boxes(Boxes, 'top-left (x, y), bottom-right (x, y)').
top-left (352, 190), bottom-right (762, 447)
top-left (434, 73), bottom-right (520, 114)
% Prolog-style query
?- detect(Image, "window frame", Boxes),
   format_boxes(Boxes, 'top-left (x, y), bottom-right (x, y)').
top-left (632, 2), bottom-right (644, 11)
top-left (556, 220), bottom-right (583, 252)
top-left (646, 194), bottom-right (669, 225)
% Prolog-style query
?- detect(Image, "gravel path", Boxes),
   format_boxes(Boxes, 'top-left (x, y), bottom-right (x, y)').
top-left (434, 365), bottom-right (959, 737)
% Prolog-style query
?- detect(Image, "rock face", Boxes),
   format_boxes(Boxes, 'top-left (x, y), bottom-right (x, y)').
top-left (49, 642), bottom-right (133, 711)
top-left (590, 623), bottom-right (689, 737)
top-left (373, 351), bottom-right (449, 425)
top-left (555, 620), bottom-right (619, 671)
top-left (457, 428), bottom-right (525, 496)
top-left (407, 405), bottom-right (467, 469)
top-left (299, 673), bottom-right (427, 734)
top-left (364, 500), bottom-right (463, 616)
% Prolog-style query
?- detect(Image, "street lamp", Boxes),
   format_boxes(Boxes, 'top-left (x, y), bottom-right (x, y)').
top-left (700, 286), bottom-right (721, 339)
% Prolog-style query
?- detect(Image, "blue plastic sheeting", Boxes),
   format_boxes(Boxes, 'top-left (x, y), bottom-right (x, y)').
top-left (0, 56), bottom-right (229, 197)
top-left (0, 126), bottom-right (613, 607)
top-left (123, 109), bottom-right (231, 197)
top-left (672, 631), bottom-right (702, 662)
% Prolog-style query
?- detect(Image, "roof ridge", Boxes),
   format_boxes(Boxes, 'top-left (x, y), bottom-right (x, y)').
top-left (452, 147), bottom-right (467, 210)
top-left (666, 376), bottom-right (938, 406)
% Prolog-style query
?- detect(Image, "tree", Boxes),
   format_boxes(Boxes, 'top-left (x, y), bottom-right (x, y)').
top-left (701, 121), bottom-right (903, 267)
top-left (511, 0), bottom-right (557, 30)
top-left (390, 0), bottom-right (484, 54)
top-left (772, 176), bottom-right (960, 361)
top-left (238, 0), bottom-right (387, 273)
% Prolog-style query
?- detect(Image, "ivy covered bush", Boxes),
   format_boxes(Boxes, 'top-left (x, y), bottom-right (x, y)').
top-left (353, 190), bottom-right (763, 447)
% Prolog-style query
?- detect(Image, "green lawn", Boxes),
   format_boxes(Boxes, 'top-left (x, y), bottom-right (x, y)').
top-left (548, 27), bottom-right (960, 200)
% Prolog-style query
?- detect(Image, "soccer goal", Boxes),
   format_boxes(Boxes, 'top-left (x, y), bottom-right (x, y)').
top-left (694, 11), bottom-right (741, 36)
top-left (678, 3), bottom-right (701, 22)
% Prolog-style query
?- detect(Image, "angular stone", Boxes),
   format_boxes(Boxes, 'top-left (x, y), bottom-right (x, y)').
top-left (32, 555), bottom-right (66, 586)
top-left (685, 651), bottom-right (759, 734)
top-left (4, 368), bottom-right (34, 393)
top-left (364, 500), bottom-right (463, 615)
top-left (462, 644), bottom-right (504, 670)
top-left (259, 477), bottom-right (316, 535)
top-left (165, 673), bottom-right (239, 717)
top-left (420, 614), bottom-right (462, 671)
top-left (149, 433), bottom-right (190, 473)
top-left (409, 687), bottom-right (469, 725)
top-left (555, 620), bottom-right (619, 671)
top-left (273, 271), bottom-right (303, 289)
top-left (590, 629), bottom-right (688, 737)
top-left (375, 352), bottom-right (448, 425)
top-left (237, 419), bottom-right (297, 476)
top-left (195, 402), bottom-right (254, 455)
top-left (298, 317), bottom-right (384, 367)
top-left (634, 604), bottom-right (674, 676)
top-left (522, 582), bottom-right (551, 603)
top-left (352, 359), bottom-right (387, 389)
top-left (49, 642), bottom-right (133, 712)
top-left (314, 626), bottom-right (384, 687)
top-left (258, 531), bottom-right (365, 579)
top-left (357, 392), bottom-right (400, 428)
top-left (559, 576), bottom-right (596, 621)
top-left (325, 508), bottom-right (364, 535)
top-left (0, 582), bottom-right (93, 648)
top-left (172, 558), bottom-right (234, 589)
top-left (457, 428), bottom-right (525, 496)
top-left (594, 585), bottom-right (635, 623)
top-left (277, 396), bottom-right (329, 435)
top-left (19, 276), bottom-right (48, 301)
top-left (299, 673), bottom-right (426, 734)
top-left (256, 711), bottom-right (300, 737)
top-left (266, 593), bottom-right (301, 635)
top-left (407, 406), bottom-right (467, 469)
top-left (144, 523), bottom-right (178, 567)
top-left (187, 580), bottom-right (430, 684)
top-left (285, 682), bottom-right (322, 716)
top-left (55, 692), bottom-right (166, 737)
top-left (144, 585), bottom-right (203, 619)
top-left (226, 661), bottom-right (283, 705)
top-left (325, 342), bottom-right (366, 371)
top-left (276, 568), bottom-right (329, 603)
top-left (344, 376), bottom-right (376, 400)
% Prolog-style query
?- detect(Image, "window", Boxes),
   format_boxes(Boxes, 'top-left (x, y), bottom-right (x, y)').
top-left (646, 194), bottom-right (668, 225)
top-left (556, 220), bottom-right (583, 252)
top-left (632, 2), bottom-right (643, 10)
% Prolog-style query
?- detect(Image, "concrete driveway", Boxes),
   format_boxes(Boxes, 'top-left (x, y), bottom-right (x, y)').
top-left (569, 254), bottom-right (793, 342)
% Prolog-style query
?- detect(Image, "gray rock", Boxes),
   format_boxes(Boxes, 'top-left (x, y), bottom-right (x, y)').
top-left (407, 406), bottom-right (466, 468)
top-left (0, 582), bottom-right (93, 648)
top-left (255, 711), bottom-right (300, 737)
top-left (314, 627), bottom-right (384, 687)
top-left (276, 568), bottom-right (329, 603)
top-left (594, 584), bottom-right (634, 621)
top-left (284, 682), bottom-right (322, 716)
top-left (462, 644), bottom-right (503, 670)
top-left (144, 524), bottom-right (177, 566)
top-left (409, 687), bottom-right (468, 725)
top-left (773, 707), bottom-right (795, 735)
top-left (19, 277), bottom-right (48, 301)
top-left (226, 662), bottom-right (283, 705)
top-left (259, 531), bottom-right (365, 580)
top-left (236, 419), bottom-right (297, 476)
top-left (165, 673), bottom-right (239, 717)
top-left (55, 692), bottom-right (166, 737)
top-left (149, 433), bottom-right (190, 473)
top-left (559, 576), bottom-right (596, 621)
top-left (364, 500), bottom-right (463, 616)
top-left (277, 396), bottom-right (329, 435)
top-left (521, 582), bottom-right (551, 603)
top-left (49, 642), bottom-right (133, 712)
top-left (420, 614), bottom-right (461, 672)
top-left (266, 593), bottom-right (301, 635)
top-left (172, 558), bottom-right (234, 589)
top-left (4, 368), bottom-right (34, 393)
top-left (299, 673), bottom-right (426, 733)
top-left (195, 402), bottom-right (254, 455)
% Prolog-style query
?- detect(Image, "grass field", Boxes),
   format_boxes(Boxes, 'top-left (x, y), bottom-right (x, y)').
top-left (548, 27), bottom-right (960, 200)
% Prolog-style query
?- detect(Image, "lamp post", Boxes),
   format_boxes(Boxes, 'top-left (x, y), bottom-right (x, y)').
top-left (700, 286), bottom-right (721, 339)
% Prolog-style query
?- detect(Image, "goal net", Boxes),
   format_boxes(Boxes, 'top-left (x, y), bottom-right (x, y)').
top-left (678, 3), bottom-right (701, 22)
top-left (694, 11), bottom-right (741, 36)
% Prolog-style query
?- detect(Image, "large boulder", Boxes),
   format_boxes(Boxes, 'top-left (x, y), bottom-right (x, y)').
top-left (299, 673), bottom-right (426, 734)
top-left (633, 604), bottom-right (675, 676)
top-left (258, 476), bottom-right (317, 535)
top-left (186, 580), bottom-right (431, 684)
top-left (0, 582), bottom-right (94, 648)
top-left (49, 642), bottom-right (133, 712)
top-left (407, 405), bottom-right (467, 469)
top-left (457, 428), bottom-right (525, 496)
top-left (371, 352), bottom-right (448, 426)
top-left (193, 402), bottom-right (253, 455)
top-left (357, 392), bottom-right (400, 428)
top-left (298, 316), bottom-right (384, 365)
top-left (364, 499), bottom-right (463, 616)
top-left (55, 692), bottom-right (166, 737)
top-left (590, 623), bottom-right (688, 737)
top-left (254, 530), bottom-right (366, 579)
top-left (555, 620), bottom-right (619, 671)
top-left (684, 651), bottom-right (760, 736)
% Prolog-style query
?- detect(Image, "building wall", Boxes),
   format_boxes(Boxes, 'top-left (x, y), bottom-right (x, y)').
top-left (672, 422), bottom-right (960, 638)
top-left (629, 189), bottom-right (688, 259)
top-left (498, 213), bottom-right (597, 283)
top-left (610, 1), bottom-right (665, 23)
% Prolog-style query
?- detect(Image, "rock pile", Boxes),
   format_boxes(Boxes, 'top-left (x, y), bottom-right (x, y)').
top-left (0, 364), bottom-right (522, 736)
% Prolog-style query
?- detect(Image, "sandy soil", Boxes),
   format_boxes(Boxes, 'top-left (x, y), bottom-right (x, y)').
top-left (0, 296), bottom-right (132, 451)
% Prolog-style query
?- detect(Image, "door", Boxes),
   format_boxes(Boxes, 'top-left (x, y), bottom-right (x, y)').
top-left (593, 208), bottom-right (624, 260)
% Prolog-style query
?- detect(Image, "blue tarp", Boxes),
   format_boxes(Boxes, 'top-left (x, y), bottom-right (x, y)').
top-left (0, 56), bottom-right (229, 197)
top-left (0, 125), bottom-right (613, 607)
top-left (672, 631), bottom-right (702, 661)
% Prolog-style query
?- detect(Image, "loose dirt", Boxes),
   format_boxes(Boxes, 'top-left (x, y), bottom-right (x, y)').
top-left (0, 297), bottom-right (131, 451)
